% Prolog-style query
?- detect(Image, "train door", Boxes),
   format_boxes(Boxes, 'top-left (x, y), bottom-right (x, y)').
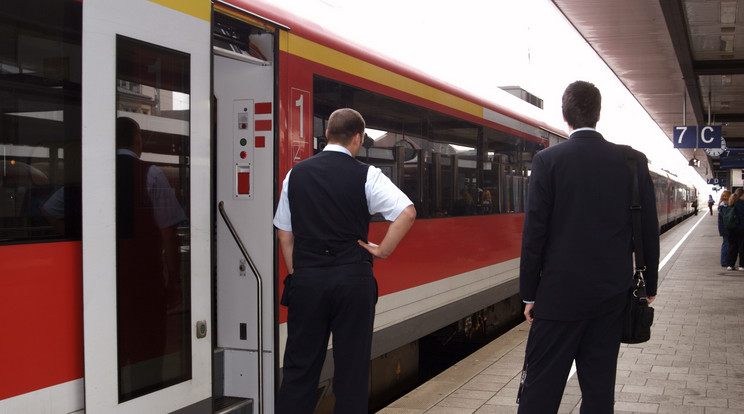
top-left (212, 9), bottom-right (278, 413)
top-left (81, 1), bottom-right (212, 412)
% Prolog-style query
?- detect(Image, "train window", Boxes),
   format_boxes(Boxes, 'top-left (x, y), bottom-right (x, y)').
top-left (312, 76), bottom-right (540, 218)
top-left (115, 36), bottom-right (191, 402)
top-left (0, 0), bottom-right (82, 244)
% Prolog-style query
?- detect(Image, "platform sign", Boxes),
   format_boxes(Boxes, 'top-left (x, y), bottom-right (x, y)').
top-left (673, 125), bottom-right (722, 148)
top-left (707, 177), bottom-right (728, 187)
top-left (720, 149), bottom-right (744, 169)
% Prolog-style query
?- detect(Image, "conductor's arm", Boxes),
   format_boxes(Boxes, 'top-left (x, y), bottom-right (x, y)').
top-left (358, 205), bottom-right (416, 259)
top-left (277, 229), bottom-right (295, 274)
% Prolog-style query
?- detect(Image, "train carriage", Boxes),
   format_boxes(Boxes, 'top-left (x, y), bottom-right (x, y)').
top-left (649, 167), bottom-right (697, 232)
top-left (0, 1), bottom-right (694, 413)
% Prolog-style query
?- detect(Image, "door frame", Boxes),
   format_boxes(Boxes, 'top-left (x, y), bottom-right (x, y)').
top-left (81, 0), bottom-right (212, 412)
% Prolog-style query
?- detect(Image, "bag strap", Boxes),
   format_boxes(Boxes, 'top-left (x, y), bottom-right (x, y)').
top-left (623, 146), bottom-right (646, 273)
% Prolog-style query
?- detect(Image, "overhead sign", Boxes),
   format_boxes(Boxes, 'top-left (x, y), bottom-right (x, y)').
top-left (673, 125), bottom-right (723, 148)
top-left (719, 148), bottom-right (744, 169)
top-left (707, 177), bottom-right (728, 187)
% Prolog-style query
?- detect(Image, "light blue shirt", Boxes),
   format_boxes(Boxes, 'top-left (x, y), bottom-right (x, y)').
top-left (117, 149), bottom-right (186, 229)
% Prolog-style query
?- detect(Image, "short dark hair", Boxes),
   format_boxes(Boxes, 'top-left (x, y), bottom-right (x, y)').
top-left (116, 117), bottom-right (140, 149)
top-left (326, 108), bottom-right (365, 146)
top-left (562, 81), bottom-right (601, 129)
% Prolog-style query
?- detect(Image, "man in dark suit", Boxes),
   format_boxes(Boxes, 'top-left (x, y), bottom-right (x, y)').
top-left (273, 108), bottom-right (416, 413)
top-left (517, 81), bottom-right (659, 413)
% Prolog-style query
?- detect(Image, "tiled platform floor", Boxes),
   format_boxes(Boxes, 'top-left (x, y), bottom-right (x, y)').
top-left (380, 213), bottom-right (744, 413)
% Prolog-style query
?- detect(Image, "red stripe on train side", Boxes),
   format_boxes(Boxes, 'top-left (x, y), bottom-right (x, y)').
top-left (277, 214), bottom-right (524, 324)
top-left (0, 241), bottom-right (83, 400)
top-left (371, 214), bottom-right (524, 296)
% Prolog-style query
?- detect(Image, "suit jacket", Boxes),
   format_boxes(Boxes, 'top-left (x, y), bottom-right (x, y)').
top-left (519, 130), bottom-right (659, 320)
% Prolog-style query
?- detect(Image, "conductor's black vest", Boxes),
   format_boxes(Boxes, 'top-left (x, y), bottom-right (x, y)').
top-left (289, 150), bottom-right (373, 268)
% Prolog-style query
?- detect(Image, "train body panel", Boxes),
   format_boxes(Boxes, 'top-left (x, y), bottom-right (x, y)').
top-left (371, 215), bottom-right (523, 296)
top-left (0, 242), bottom-right (83, 401)
top-left (0, 0), bottom-right (697, 413)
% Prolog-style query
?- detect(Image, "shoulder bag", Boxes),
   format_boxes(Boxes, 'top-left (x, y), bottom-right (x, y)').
top-left (622, 149), bottom-right (654, 344)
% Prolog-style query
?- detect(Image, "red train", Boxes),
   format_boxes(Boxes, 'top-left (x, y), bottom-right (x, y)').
top-left (650, 168), bottom-right (698, 232)
top-left (0, 1), bottom-right (695, 413)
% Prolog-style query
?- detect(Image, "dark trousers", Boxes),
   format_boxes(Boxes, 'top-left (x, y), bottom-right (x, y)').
top-left (277, 263), bottom-right (377, 414)
top-left (721, 234), bottom-right (729, 266)
top-left (517, 303), bottom-right (625, 414)
top-left (726, 229), bottom-right (744, 268)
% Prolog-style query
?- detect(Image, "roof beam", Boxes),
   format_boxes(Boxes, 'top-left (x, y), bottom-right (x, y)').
top-left (711, 113), bottom-right (744, 123)
top-left (693, 60), bottom-right (744, 76)
top-left (659, 0), bottom-right (706, 124)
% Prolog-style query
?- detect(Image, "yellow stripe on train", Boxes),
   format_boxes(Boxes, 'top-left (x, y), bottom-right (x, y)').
top-left (282, 31), bottom-right (483, 120)
top-left (147, 0), bottom-right (210, 21)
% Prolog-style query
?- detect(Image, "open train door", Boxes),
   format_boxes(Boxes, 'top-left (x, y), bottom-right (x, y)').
top-left (212, 4), bottom-right (282, 413)
top-left (81, 0), bottom-right (212, 412)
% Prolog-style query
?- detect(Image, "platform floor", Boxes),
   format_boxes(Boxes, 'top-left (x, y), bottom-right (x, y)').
top-left (379, 212), bottom-right (744, 413)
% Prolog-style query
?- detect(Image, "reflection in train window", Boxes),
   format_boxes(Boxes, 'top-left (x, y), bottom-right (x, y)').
top-left (312, 76), bottom-right (543, 219)
top-left (115, 35), bottom-right (192, 402)
top-left (0, 0), bottom-right (82, 244)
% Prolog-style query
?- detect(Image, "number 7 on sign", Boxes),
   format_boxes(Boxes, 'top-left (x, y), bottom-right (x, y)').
top-left (673, 125), bottom-right (696, 148)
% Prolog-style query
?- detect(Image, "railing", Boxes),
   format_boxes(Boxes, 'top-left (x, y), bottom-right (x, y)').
top-left (218, 201), bottom-right (264, 414)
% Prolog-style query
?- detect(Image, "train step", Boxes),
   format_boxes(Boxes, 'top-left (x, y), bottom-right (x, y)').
top-left (213, 396), bottom-right (253, 414)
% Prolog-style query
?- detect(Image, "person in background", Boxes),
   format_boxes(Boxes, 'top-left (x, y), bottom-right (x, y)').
top-left (726, 188), bottom-right (744, 271)
top-left (453, 188), bottom-right (475, 216)
top-left (273, 108), bottom-right (416, 413)
top-left (518, 81), bottom-right (659, 413)
top-left (718, 190), bottom-right (732, 267)
top-left (708, 194), bottom-right (715, 215)
top-left (481, 188), bottom-right (493, 214)
top-left (114, 117), bottom-right (187, 395)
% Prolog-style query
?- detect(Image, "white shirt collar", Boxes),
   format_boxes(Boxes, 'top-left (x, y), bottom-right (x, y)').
top-left (323, 143), bottom-right (352, 157)
top-left (570, 127), bottom-right (597, 137)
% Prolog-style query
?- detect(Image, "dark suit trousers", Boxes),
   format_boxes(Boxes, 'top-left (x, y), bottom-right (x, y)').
top-left (726, 228), bottom-right (744, 268)
top-left (517, 300), bottom-right (625, 414)
top-left (277, 263), bottom-right (377, 414)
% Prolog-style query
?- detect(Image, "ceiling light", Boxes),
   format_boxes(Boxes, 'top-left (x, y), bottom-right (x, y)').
top-left (721, 2), bottom-right (737, 25)
top-left (721, 34), bottom-right (734, 52)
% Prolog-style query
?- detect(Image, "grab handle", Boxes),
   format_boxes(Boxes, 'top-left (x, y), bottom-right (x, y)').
top-left (218, 201), bottom-right (264, 414)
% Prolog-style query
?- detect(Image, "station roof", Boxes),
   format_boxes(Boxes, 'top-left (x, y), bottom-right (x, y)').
top-left (552, 0), bottom-right (743, 182)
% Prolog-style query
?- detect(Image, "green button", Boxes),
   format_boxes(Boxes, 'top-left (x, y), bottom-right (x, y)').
top-left (240, 138), bottom-right (247, 146)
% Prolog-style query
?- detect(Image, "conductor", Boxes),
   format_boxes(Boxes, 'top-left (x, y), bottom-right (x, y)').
top-left (273, 108), bottom-right (416, 413)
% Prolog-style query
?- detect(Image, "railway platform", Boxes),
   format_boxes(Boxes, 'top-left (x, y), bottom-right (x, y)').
top-left (380, 211), bottom-right (744, 413)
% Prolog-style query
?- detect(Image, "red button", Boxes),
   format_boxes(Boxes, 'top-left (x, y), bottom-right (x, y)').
top-left (237, 172), bottom-right (250, 194)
